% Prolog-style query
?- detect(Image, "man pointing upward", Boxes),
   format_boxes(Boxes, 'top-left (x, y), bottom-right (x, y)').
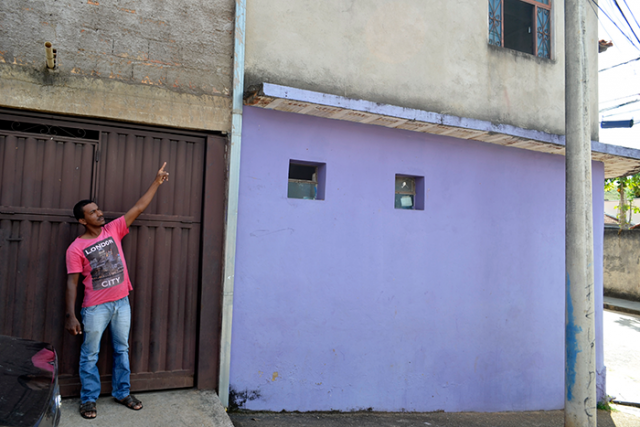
top-left (65, 163), bottom-right (169, 419)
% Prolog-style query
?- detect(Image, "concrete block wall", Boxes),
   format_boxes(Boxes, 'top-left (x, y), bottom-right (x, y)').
top-left (604, 229), bottom-right (640, 301)
top-left (0, 0), bottom-right (234, 130)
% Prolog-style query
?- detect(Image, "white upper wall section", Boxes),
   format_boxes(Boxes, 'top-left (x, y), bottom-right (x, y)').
top-left (245, 0), bottom-right (600, 139)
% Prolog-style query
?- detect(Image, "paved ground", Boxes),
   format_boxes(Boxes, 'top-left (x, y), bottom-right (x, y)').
top-left (604, 308), bottom-right (640, 404)
top-left (229, 407), bottom-right (640, 427)
top-left (59, 388), bottom-right (233, 427)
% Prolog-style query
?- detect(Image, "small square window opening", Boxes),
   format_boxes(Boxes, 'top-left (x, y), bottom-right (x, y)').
top-left (395, 175), bottom-right (424, 210)
top-left (288, 160), bottom-right (326, 200)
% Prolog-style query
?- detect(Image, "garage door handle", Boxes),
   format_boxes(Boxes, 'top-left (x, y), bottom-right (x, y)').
top-left (6, 237), bottom-right (22, 242)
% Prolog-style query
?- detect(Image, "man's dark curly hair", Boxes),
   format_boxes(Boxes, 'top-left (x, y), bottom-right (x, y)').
top-left (73, 199), bottom-right (95, 221)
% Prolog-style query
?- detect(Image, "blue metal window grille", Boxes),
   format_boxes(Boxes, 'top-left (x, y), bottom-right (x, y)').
top-left (536, 7), bottom-right (551, 58)
top-left (489, 0), bottom-right (502, 46)
top-left (489, 0), bottom-right (552, 59)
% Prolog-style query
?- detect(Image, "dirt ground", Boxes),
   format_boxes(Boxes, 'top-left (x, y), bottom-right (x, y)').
top-left (230, 406), bottom-right (640, 427)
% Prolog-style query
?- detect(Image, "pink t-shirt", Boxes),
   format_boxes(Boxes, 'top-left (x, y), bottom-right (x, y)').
top-left (66, 216), bottom-right (133, 307)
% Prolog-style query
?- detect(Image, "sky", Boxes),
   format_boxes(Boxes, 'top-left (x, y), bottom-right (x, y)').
top-left (596, 0), bottom-right (640, 149)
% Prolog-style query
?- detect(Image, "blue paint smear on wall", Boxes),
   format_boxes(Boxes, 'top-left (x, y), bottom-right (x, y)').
top-left (565, 273), bottom-right (582, 401)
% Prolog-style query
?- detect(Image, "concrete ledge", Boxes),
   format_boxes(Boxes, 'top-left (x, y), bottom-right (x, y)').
top-left (0, 65), bottom-right (232, 132)
top-left (604, 296), bottom-right (640, 316)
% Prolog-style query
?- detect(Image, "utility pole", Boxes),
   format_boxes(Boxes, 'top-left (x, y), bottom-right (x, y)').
top-left (565, 0), bottom-right (597, 426)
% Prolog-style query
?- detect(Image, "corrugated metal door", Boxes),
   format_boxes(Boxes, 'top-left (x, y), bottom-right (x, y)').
top-left (0, 124), bottom-right (98, 394)
top-left (0, 114), bottom-right (216, 396)
top-left (92, 128), bottom-right (206, 393)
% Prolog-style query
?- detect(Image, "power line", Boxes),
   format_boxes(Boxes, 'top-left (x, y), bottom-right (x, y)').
top-left (588, 0), bottom-right (599, 17)
top-left (602, 105), bottom-right (640, 118)
top-left (591, 0), bottom-right (640, 51)
top-left (591, 0), bottom-right (616, 43)
top-left (613, 0), bottom-right (640, 46)
top-left (600, 0), bottom-right (639, 48)
top-left (599, 55), bottom-right (640, 71)
top-left (623, 0), bottom-right (640, 34)
top-left (601, 93), bottom-right (640, 105)
top-left (592, 1), bottom-right (640, 118)
top-left (600, 99), bottom-right (640, 113)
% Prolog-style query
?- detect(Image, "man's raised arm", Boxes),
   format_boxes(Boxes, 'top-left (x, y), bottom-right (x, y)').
top-left (124, 162), bottom-right (169, 228)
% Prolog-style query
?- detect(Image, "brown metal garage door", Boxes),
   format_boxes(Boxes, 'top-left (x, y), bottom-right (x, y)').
top-left (0, 112), bottom-right (225, 396)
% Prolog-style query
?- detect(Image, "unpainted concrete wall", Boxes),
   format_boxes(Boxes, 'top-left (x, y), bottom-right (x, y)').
top-left (604, 229), bottom-right (640, 301)
top-left (245, 0), bottom-right (599, 139)
top-left (0, 0), bottom-right (234, 131)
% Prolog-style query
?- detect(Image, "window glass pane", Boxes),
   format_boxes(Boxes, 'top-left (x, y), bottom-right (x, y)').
top-left (288, 181), bottom-right (317, 200)
top-left (395, 176), bottom-right (415, 192)
top-left (538, 0), bottom-right (549, 4)
top-left (536, 7), bottom-right (551, 58)
top-left (504, 0), bottom-right (534, 55)
top-left (289, 163), bottom-right (316, 181)
top-left (489, 0), bottom-right (502, 46)
top-left (395, 194), bottom-right (414, 209)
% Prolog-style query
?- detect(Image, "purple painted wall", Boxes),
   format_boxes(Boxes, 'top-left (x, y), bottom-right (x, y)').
top-left (230, 106), bottom-right (605, 412)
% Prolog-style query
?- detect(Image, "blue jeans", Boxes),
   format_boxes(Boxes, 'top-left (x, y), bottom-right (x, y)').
top-left (79, 296), bottom-right (131, 403)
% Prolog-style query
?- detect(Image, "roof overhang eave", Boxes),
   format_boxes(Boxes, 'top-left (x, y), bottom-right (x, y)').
top-left (245, 83), bottom-right (640, 179)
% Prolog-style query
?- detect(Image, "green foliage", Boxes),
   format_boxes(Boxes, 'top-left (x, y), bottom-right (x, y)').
top-left (605, 173), bottom-right (640, 227)
top-left (605, 173), bottom-right (640, 198)
top-left (597, 396), bottom-right (618, 412)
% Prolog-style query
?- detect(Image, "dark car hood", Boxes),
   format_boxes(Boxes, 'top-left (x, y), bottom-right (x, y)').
top-left (0, 335), bottom-right (57, 427)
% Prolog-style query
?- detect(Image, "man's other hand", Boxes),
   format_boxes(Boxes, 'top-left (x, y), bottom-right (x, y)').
top-left (65, 316), bottom-right (82, 335)
top-left (155, 162), bottom-right (169, 185)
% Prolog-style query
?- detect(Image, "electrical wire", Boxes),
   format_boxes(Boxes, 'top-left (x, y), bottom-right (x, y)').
top-left (602, 0), bottom-right (640, 48)
top-left (601, 93), bottom-right (640, 105)
top-left (588, 0), bottom-right (599, 17)
top-left (600, 99), bottom-right (640, 113)
top-left (595, 0), bottom-right (640, 117)
top-left (599, 55), bottom-right (640, 71)
top-left (591, 0), bottom-right (640, 51)
top-left (602, 108), bottom-right (640, 118)
top-left (613, 0), bottom-right (640, 47)
top-left (593, 0), bottom-right (620, 52)
top-left (622, 0), bottom-right (640, 34)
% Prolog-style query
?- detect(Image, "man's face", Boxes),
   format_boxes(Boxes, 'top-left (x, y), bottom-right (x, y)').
top-left (80, 203), bottom-right (105, 227)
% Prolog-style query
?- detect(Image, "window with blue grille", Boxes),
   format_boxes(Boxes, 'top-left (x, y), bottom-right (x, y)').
top-left (489, 0), bottom-right (551, 59)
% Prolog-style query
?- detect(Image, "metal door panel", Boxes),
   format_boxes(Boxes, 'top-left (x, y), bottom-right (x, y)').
top-left (0, 129), bottom-right (95, 394)
top-left (0, 113), bottom-right (217, 396)
top-left (88, 128), bottom-right (206, 393)
top-left (0, 134), bottom-right (96, 210)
